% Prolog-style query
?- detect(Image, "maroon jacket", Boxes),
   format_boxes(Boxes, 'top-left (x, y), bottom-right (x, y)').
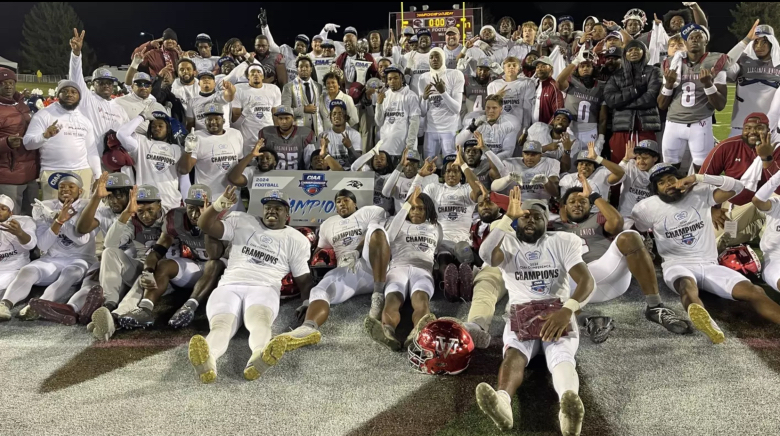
top-left (133, 42), bottom-right (180, 78)
top-left (0, 91), bottom-right (37, 185)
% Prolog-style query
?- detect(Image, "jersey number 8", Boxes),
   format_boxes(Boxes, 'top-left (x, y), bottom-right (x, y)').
top-left (681, 82), bottom-right (696, 108)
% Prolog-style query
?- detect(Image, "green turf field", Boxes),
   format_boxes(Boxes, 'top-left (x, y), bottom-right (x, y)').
top-left (713, 83), bottom-right (736, 141)
top-left (15, 81), bottom-right (58, 94)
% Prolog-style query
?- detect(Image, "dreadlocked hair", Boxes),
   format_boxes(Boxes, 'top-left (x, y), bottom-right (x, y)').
top-left (663, 9), bottom-right (694, 33)
top-left (370, 150), bottom-right (393, 176)
top-left (408, 192), bottom-right (439, 226)
top-left (222, 38), bottom-right (242, 57)
top-left (146, 118), bottom-right (174, 144)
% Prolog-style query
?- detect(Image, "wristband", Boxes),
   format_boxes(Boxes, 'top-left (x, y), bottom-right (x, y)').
top-left (131, 57), bottom-right (142, 69)
top-left (595, 156), bottom-right (604, 164)
top-left (588, 193), bottom-right (602, 204)
top-left (704, 85), bottom-right (718, 95)
top-left (151, 243), bottom-right (168, 258)
top-left (496, 215), bottom-right (515, 234)
top-left (460, 163), bottom-right (470, 172)
top-left (55, 218), bottom-right (66, 225)
top-left (563, 298), bottom-right (581, 312)
top-left (661, 87), bottom-right (674, 96)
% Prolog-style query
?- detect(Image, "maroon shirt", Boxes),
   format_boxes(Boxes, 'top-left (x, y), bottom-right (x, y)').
top-left (699, 135), bottom-right (780, 206)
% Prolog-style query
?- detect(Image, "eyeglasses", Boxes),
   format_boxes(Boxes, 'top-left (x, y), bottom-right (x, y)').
top-left (134, 81), bottom-right (152, 88)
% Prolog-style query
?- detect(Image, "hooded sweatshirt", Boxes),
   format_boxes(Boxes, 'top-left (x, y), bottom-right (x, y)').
top-left (603, 39), bottom-right (662, 132)
top-left (418, 48), bottom-right (465, 136)
top-left (726, 32), bottom-right (780, 132)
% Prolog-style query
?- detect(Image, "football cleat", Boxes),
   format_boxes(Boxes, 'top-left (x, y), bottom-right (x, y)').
top-left (559, 390), bottom-right (585, 436)
top-left (17, 305), bottom-right (40, 321)
top-left (29, 299), bottom-right (77, 326)
top-left (584, 316), bottom-right (615, 344)
top-left (189, 335), bottom-right (217, 383)
top-left (0, 304), bottom-right (11, 322)
top-left (118, 307), bottom-right (155, 330)
top-left (78, 285), bottom-right (106, 325)
top-left (168, 304), bottom-right (196, 329)
top-left (364, 316), bottom-right (401, 351)
top-left (91, 307), bottom-right (116, 341)
top-left (368, 292), bottom-right (385, 320)
top-left (645, 304), bottom-right (692, 335)
top-left (475, 383), bottom-right (513, 431)
top-left (443, 264), bottom-right (460, 302)
top-left (459, 263), bottom-right (474, 301)
top-left (688, 304), bottom-right (725, 344)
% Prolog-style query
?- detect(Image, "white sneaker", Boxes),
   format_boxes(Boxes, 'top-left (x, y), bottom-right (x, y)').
top-left (0, 304), bottom-right (11, 322)
top-left (475, 383), bottom-right (513, 431)
top-left (368, 292), bottom-right (385, 320)
top-left (91, 307), bottom-right (115, 341)
top-left (559, 390), bottom-right (584, 436)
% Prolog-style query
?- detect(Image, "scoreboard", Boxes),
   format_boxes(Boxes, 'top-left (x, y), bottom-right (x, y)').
top-left (389, 8), bottom-right (482, 48)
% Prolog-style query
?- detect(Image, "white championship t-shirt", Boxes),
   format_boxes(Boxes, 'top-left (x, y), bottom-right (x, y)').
top-left (502, 157), bottom-right (561, 200)
top-left (192, 129), bottom-right (244, 199)
top-left (487, 77), bottom-right (536, 130)
top-left (618, 160), bottom-right (652, 219)
top-left (186, 92), bottom-right (231, 132)
top-left (318, 206), bottom-right (387, 264)
top-left (234, 84), bottom-right (282, 152)
top-left (0, 216), bottom-right (36, 272)
top-left (423, 182), bottom-right (476, 243)
top-left (130, 137), bottom-right (183, 210)
top-left (388, 220), bottom-right (443, 270)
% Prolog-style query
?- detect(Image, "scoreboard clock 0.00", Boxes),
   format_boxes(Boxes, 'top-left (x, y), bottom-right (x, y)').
top-left (389, 8), bottom-right (482, 47)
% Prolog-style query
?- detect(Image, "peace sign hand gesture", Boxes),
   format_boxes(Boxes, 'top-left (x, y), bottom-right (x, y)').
top-left (70, 28), bottom-right (85, 56)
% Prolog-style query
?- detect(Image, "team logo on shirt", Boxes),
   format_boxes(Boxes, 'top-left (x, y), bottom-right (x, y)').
top-left (0, 249), bottom-right (19, 262)
top-left (299, 173), bottom-right (328, 196)
top-left (531, 280), bottom-right (548, 294)
top-left (674, 211), bottom-right (688, 221)
top-left (405, 226), bottom-right (437, 253)
top-left (155, 161), bottom-right (166, 171)
top-left (430, 95), bottom-right (442, 108)
top-left (59, 234), bottom-right (74, 247)
top-left (681, 233), bottom-right (696, 245)
top-left (525, 251), bottom-right (541, 261)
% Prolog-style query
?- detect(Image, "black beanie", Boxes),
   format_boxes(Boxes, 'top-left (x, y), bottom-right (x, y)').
top-left (334, 189), bottom-right (357, 204)
top-left (163, 28), bottom-right (178, 42)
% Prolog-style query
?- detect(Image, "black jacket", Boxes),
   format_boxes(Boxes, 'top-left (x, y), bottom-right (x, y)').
top-left (604, 40), bottom-right (662, 132)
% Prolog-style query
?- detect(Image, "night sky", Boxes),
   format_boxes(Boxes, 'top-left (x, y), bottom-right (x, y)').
top-left (0, 2), bottom-right (740, 70)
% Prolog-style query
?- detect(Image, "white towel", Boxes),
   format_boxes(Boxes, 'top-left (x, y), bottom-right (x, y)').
top-left (741, 156), bottom-right (765, 191)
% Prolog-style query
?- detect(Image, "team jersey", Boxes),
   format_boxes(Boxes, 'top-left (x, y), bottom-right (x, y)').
top-left (553, 213), bottom-right (610, 264)
top-left (632, 184), bottom-right (719, 268)
top-left (501, 157), bottom-right (561, 200)
top-left (560, 167), bottom-right (622, 203)
top-left (218, 212), bottom-right (311, 290)
top-left (186, 92), bottom-right (231, 132)
top-left (663, 53), bottom-right (729, 124)
top-left (192, 129), bottom-right (244, 199)
top-left (495, 232), bottom-right (583, 305)
top-left (727, 54), bottom-right (780, 131)
top-left (33, 199), bottom-right (97, 261)
top-left (376, 86), bottom-right (421, 156)
top-left (462, 114), bottom-right (521, 159)
top-left (318, 206), bottom-right (387, 264)
top-left (402, 51), bottom-right (431, 94)
top-left (417, 70), bottom-right (465, 133)
top-left (128, 136), bottom-right (182, 210)
top-left (234, 84), bottom-right (282, 154)
top-left (487, 77), bottom-right (536, 130)
top-left (322, 127), bottom-right (362, 168)
top-left (460, 76), bottom-right (490, 125)
top-left (258, 126), bottom-right (316, 170)
top-left (470, 159), bottom-right (492, 189)
top-left (760, 198), bottom-right (780, 257)
top-left (618, 160), bottom-right (652, 219)
top-left (388, 220), bottom-right (443, 270)
top-left (422, 183), bottom-right (477, 244)
top-left (564, 76), bottom-right (604, 128)
top-left (0, 216), bottom-right (36, 272)
top-left (165, 208), bottom-right (209, 262)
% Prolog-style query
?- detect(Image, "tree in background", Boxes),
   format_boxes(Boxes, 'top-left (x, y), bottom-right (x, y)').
top-left (20, 2), bottom-right (97, 75)
top-left (730, 2), bottom-right (780, 41)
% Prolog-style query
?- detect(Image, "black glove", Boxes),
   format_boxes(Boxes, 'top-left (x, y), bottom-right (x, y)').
top-left (468, 118), bottom-right (478, 133)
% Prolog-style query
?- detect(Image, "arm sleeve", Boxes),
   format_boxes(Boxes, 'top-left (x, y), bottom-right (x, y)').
top-left (484, 150), bottom-right (506, 174)
top-left (385, 203), bottom-right (410, 242)
top-left (350, 147), bottom-right (377, 171)
top-left (382, 169), bottom-right (402, 197)
top-left (374, 100), bottom-right (385, 125)
top-left (116, 116), bottom-right (144, 155)
top-left (104, 220), bottom-right (135, 249)
top-left (262, 25), bottom-right (281, 53)
top-left (69, 52), bottom-right (88, 97)
top-left (498, 129), bottom-right (519, 159)
top-left (405, 115), bottom-right (420, 148)
top-left (85, 128), bottom-right (100, 179)
top-left (22, 112), bottom-right (49, 150)
top-left (755, 170), bottom-right (780, 202)
top-left (405, 175), bottom-right (427, 200)
top-left (455, 128), bottom-right (473, 147)
top-left (440, 73), bottom-right (464, 114)
top-left (727, 41), bottom-right (748, 66)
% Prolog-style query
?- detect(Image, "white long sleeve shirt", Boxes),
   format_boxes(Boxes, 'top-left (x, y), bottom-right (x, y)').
top-left (375, 86), bottom-right (421, 156)
top-left (69, 52), bottom-right (128, 156)
top-left (33, 199), bottom-right (97, 262)
top-left (418, 69), bottom-right (465, 133)
top-left (0, 216), bottom-right (37, 272)
top-left (114, 92), bottom-right (168, 135)
top-left (455, 114), bottom-right (520, 160)
top-left (23, 103), bottom-right (100, 177)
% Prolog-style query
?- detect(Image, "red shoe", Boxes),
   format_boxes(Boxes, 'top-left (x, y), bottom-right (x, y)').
top-left (443, 264), bottom-right (460, 302)
top-left (459, 263), bottom-right (474, 302)
top-left (79, 285), bottom-right (106, 325)
top-left (29, 299), bottom-right (77, 326)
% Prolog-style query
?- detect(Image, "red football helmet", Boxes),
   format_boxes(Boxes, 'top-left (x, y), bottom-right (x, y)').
top-left (311, 248), bottom-right (337, 266)
top-left (280, 273), bottom-right (299, 299)
top-left (296, 227), bottom-right (318, 253)
top-left (718, 244), bottom-right (762, 277)
top-left (408, 319), bottom-right (475, 375)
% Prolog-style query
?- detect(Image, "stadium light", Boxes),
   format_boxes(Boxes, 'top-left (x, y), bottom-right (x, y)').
top-left (453, 4), bottom-right (460, 9)
top-left (140, 32), bottom-right (154, 40)
top-left (422, 5), bottom-right (429, 10)
top-left (409, 6), bottom-right (417, 12)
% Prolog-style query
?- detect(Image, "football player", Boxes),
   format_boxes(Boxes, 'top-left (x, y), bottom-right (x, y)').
top-left (256, 106), bottom-right (317, 170)
top-left (185, 73), bottom-right (236, 132)
top-left (190, 187), bottom-right (313, 383)
top-left (476, 187), bottom-right (592, 434)
top-left (374, 65), bottom-right (421, 160)
top-left (418, 48), bottom-right (465, 160)
top-left (456, 94), bottom-right (521, 160)
top-left (559, 144), bottom-right (625, 213)
top-left (0, 195), bottom-right (37, 321)
top-left (557, 50), bottom-right (607, 154)
top-left (490, 140), bottom-right (561, 203)
top-left (382, 149), bottom-right (438, 212)
top-left (487, 57), bottom-right (535, 131)
top-left (526, 109), bottom-right (582, 171)
top-left (752, 169), bottom-right (780, 292)
top-left (231, 64), bottom-right (282, 156)
top-left (460, 59), bottom-right (493, 127)
top-left (618, 140), bottom-right (661, 230)
top-left (633, 164), bottom-right (780, 343)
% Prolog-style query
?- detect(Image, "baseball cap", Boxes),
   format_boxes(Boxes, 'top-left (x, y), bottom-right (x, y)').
top-left (446, 26), bottom-right (459, 35)
top-left (522, 140), bottom-right (544, 154)
top-left (605, 31), bottom-right (623, 41)
top-left (649, 163), bottom-right (678, 182)
top-left (185, 184), bottom-right (211, 206)
top-left (136, 185), bottom-right (162, 203)
top-left (402, 26), bottom-right (415, 36)
top-left (604, 46), bottom-right (623, 58)
top-left (405, 149), bottom-right (422, 162)
top-left (576, 151), bottom-right (600, 166)
top-left (0, 67), bottom-right (17, 83)
top-left (56, 79), bottom-right (80, 95)
top-left (558, 15), bottom-right (574, 24)
top-left (105, 173), bottom-right (133, 190)
top-left (417, 29), bottom-right (432, 38)
top-left (312, 34), bottom-right (324, 41)
top-left (756, 25), bottom-right (775, 38)
top-left (681, 23), bottom-right (710, 42)
top-left (744, 112), bottom-right (770, 126)
top-left (635, 140), bottom-right (661, 156)
top-left (553, 108), bottom-right (574, 122)
top-left (532, 56), bottom-right (553, 67)
top-left (197, 71), bottom-right (216, 80)
top-left (329, 99), bottom-right (347, 112)
top-left (410, 35), bottom-right (419, 43)
top-left (321, 39), bottom-right (335, 48)
top-left (383, 65), bottom-right (403, 76)
top-left (202, 103), bottom-right (224, 117)
top-left (520, 200), bottom-right (549, 223)
top-left (92, 67), bottom-right (117, 82)
top-left (274, 105), bottom-right (293, 117)
top-left (463, 139), bottom-right (479, 149)
top-left (132, 72), bottom-right (152, 83)
top-left (216, 57), bottom-right (234, 68)
top-left (261, 189), bottom-right (290, 207)
top-left (477, 58), bottom-right (492, 69)
top-left (344, 26), bottom-right (358, 36)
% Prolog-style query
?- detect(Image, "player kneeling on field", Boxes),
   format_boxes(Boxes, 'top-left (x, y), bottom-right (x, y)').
top-left (475, 187), bottom-right (592, 434)
top-left (263, 190), bottom-right (387, 364)
top-left (555, 174), bottom-right (690, 343)
top-left (365, 187), bottom-right (442, 351)
top-left (189, 187), bottom-right (314, 383)
top-left (633, 164), bottom-right (780, 344)
top-left (118, 185), bottom-right (226, 329)
top-left (753, 170), bottom-right (780, 294)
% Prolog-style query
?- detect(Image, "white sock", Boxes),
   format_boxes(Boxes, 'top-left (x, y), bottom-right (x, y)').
top-left (139, 298), bottom-right (154, 311)
top-left (497, 389), bottom-right (511, 405)
top-left (551, 362), bottom-right (579, 400)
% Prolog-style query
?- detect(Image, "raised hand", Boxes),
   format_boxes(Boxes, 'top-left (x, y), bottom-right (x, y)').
top-left (699, 67), bottom-right (713, 87)
top-left (747, 19), bottom-right (760, 41)
top-left (341, 132), bottom-right (352, 149)
top-left (664, 69), bottom-right (678, 89)
top-left (43, 120), bottom-right (60, 139)
top-left (0, 220), bottom-right (27, 239)
top-left (423, 83), bottom-right (434, 100)
top-left (561, 133), bottom-right (574, 151)
top-left (675, 175), bottom-right (697, 193)
top-left (505, 186), bottom-right (528, 220)
top-left (654, 13), bottom-right (663, 26)
top-left (377, 86), bottom-right (387, 104)
top-left (125, 186), bottom-right (139, 216)
top-left (132, 47), bottom-right (148, 68)
top-left (57, 198), bottom-right (78, 223)
top-left (478, 183), bottom-right (489, 202)
top-left (473, 131), bottom-right (486, 151)
top-left (320, 135), bottom-right (329, 156)
top-left (495, 85), bottom-right (508, 97)
top-left (586, 141), bottom-right (598, 160)
top-left (70, 28), bottom-right (85, 56)
top-left (140, 101), bottom-right (156, 121)
top-left (578, 173), bottom-right (593, 199)
top-left (409, 185), bottom-right (422, 204)
top-left (625, 140), bottom-right (636, 160)
top-left (400, 147), bottom-right (409, 167)
top-left (215, 186), bottom-right (238, 211)
top-left (454, 145), bottom-right (465, 167)
top-left (757, 131), bottom-right (775, 160)
top-left (433, 76), bottom-right (446, 94)
top-left (221, 80), bottom-right (236, 99)
top-left (252, 138), bottom-right (266, 157)
top-left (418, 157), bottom-right (436, 177)
top-left (94, 172), bottom-right (110, 199)
top-left (184, 132), bottom-right (199, 154)
top-left (199, 193), bottom-right (210, 216)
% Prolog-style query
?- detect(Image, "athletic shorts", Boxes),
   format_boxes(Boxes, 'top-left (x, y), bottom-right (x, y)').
top-left (663, 119), bottom-right (715, 166)
top-left (662, 262), bottom-right (748, 300)
top-left (171, 257), bottom-right (206, 288)
top-left (206, 284), bottom-right (280, 323)
top-left (569, 231), bottom-right (636, 304)
top-left (309, 264), bottom-right (374, 305)
top-left (762, 256), bottom-right (780, 292)
top-left (385, 265), bottom-right (435, 300)
top-left (423, 132), bottom-right (456, 161)
top-left (502, 316), bottom-right (579, 373)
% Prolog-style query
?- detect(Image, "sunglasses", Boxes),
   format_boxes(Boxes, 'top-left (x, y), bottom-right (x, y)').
top-left (134, 81), bottom-right (152, 88)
